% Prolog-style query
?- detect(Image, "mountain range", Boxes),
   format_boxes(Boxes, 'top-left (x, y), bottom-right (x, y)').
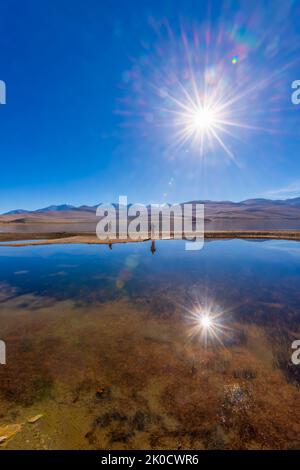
top-left (1, 197), bottom-right (300, 231)
top-left (3, 197), bottom-right (300, 215)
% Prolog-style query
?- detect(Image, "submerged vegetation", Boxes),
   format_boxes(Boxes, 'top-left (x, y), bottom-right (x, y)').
top-left (0, 240), bottom-right (299, 449)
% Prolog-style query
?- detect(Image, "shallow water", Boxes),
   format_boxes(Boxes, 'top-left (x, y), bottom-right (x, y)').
top-left (0, 240), bottom-right (45, 245)
top-left (0, 239), bottom-right (299, 449)
top-left (0, 223), bottom-right (96, 233)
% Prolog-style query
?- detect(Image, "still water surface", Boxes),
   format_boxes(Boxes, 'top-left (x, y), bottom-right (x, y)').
top-left (0, 240), bottom-right (299, 449)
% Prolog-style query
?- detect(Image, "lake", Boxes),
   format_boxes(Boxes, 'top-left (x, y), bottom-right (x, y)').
top-left (0, 239), bottom-right (299, 449)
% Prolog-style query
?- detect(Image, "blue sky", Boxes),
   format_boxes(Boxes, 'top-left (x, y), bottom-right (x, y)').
top-left (0, 0), bottom-right (300, 212)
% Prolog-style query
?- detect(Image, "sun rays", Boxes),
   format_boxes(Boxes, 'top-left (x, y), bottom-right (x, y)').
top-left (117, 10), bottom-right (297, 170)
top-left (185, 299), bottom-right (233, 347)
top-left (165, 83), bottom-right (240, 162)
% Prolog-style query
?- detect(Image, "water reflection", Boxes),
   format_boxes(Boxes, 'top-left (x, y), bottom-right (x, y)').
top-left (186, 300), bottom-right (231, 347)
top-left (0, 239), bottom-right (299, 449)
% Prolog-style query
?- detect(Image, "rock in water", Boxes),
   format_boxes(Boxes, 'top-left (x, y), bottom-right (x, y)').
top-left (27, 414), bottom-right (43, 424)
top-left (0, 423), bottom-right (22, 446)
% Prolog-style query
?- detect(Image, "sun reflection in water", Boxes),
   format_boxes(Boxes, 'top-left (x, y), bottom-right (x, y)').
top-left (186, 300), bottom-right (231, 347)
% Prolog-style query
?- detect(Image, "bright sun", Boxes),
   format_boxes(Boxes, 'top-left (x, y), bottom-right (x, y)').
top-left (191, 108), bottom-right (216, 132)
top-left (163, 83), bottom-right (245, 164)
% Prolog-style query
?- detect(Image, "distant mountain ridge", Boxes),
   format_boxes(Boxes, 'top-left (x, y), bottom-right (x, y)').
top-left (3, 197), bottom-right (300, 215)
top-left (2, 197), bottom-right (300, 231)
top-left (4, 204), bottom-right (98, 215)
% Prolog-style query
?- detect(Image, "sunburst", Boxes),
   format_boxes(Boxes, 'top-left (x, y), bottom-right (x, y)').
top-left (186, 300), bottom-right (231, 347)
top-left (163, 81), bottom-right (247, 164)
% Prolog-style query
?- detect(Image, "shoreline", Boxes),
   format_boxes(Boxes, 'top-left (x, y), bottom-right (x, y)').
top-left (0, 230), bottom-right (300, 247)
